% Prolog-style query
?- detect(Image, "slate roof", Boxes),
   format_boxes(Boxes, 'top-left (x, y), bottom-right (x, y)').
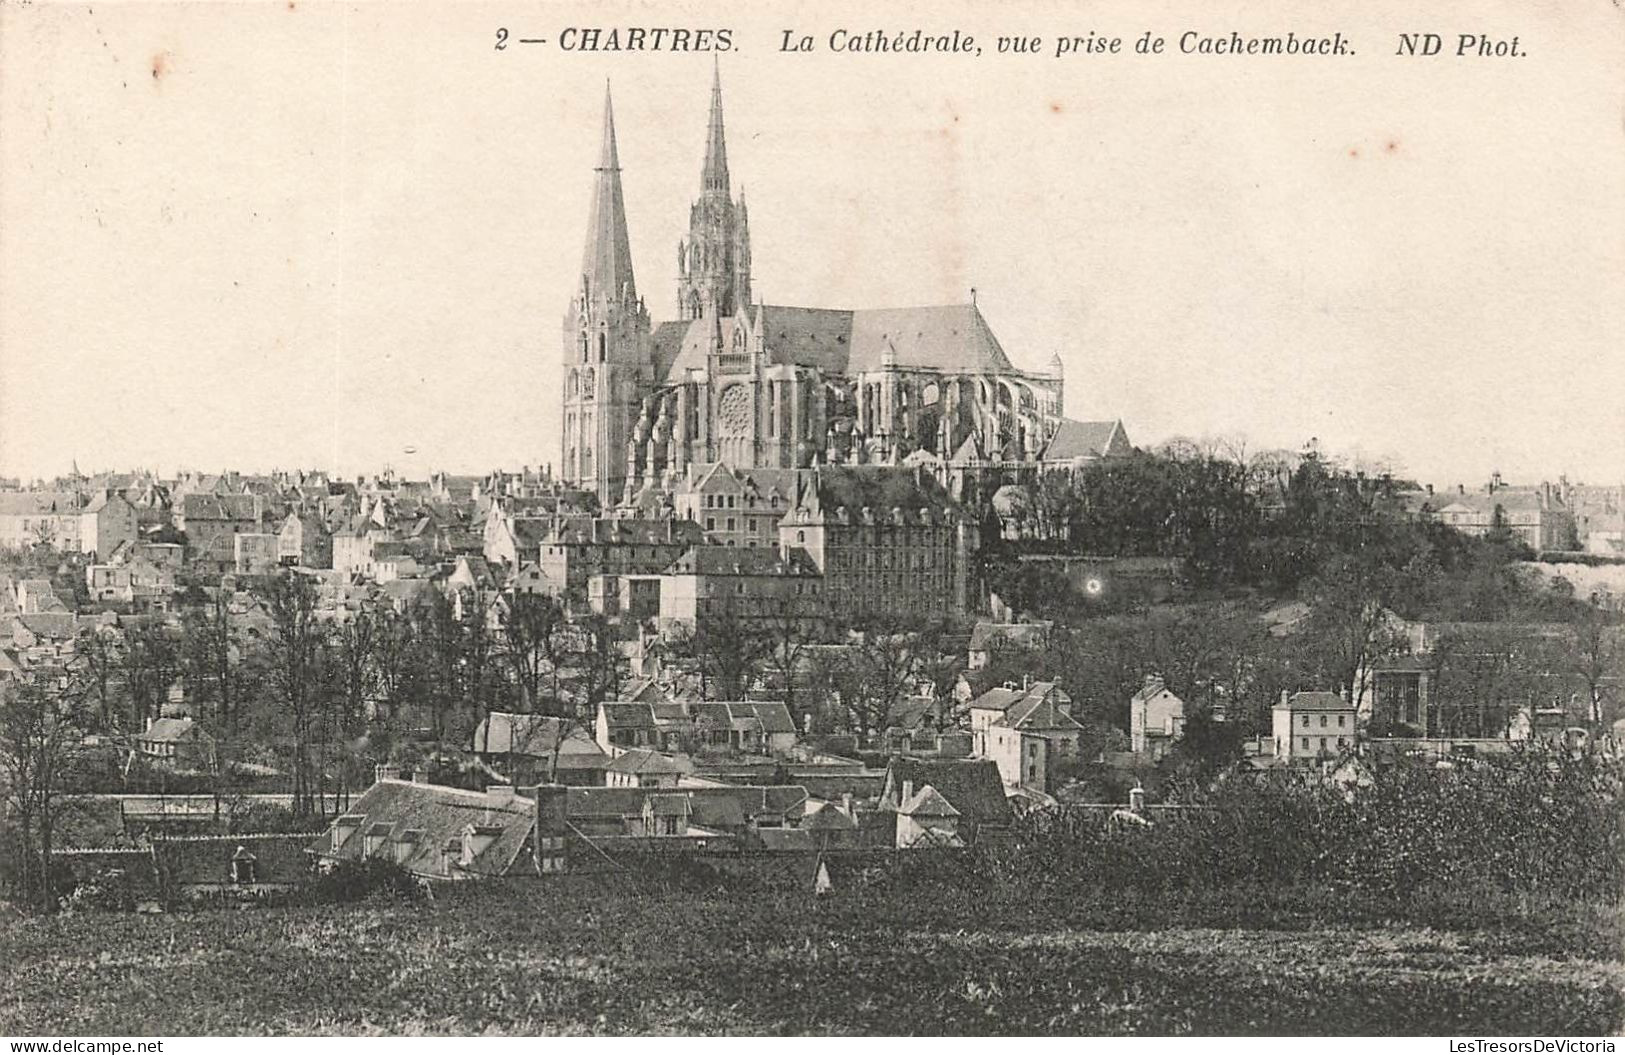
top-left (688, 701), bottom-right (798, 735)
top-left (800, 801), bottom-right (858, 832)
top-left (663, 546), bottom-right (814, 577)
top-left (652, 302), bottom-right (1019, 381)
top-left (899, 783), bottom-right (960, 819)
top-left (565, 784), bottom-right (808, 827)
top-left (970, 680), bottom-right (1063, 715)
top-left (314, 780), bottom-right (534, 878)
top-left (1042, 419), bottom-right (1130, 461)
top-left (1279, 691), bottom-right (1355, 712)
top-left (606, 748), bottom-right (684, 775)
top-left (543, 517), bottom-right (706, 547)
top-left (0, 492), bottom-right (81, 516)
top-left (999, 693), bottom-right (1083, 732)
top-left (881, 758), bottom-right (1010, 834)
top-left (181, 493), bottom-right (261, 521)
top-left (600, 701), bottom-right (658, 730)
top-left (790, 465), bottom-right (963, 521)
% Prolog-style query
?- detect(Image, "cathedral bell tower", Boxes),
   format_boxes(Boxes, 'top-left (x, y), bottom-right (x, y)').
top-left (676, 61), bottom-right (752, 321)
top-left (563, 83), bottom-right (652, 506)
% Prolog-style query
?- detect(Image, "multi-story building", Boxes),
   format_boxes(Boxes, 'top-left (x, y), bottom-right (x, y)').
top-left (0, 492), bottom-right (83, 551)
top-left (776, 466), bottom-right (977, 619)
top-left (1272, 690), bottom-right (1358, 763)
top-left (79, 492), bottom-right (139, 558)
top-left (537, 517), bottom-right (706, 608)
top-left (655, 543), bottom-right (822, 634)
top-left (277, 512), bottom-right (333, 569)
top-left (1411, 477), bottom-right (1578, 552)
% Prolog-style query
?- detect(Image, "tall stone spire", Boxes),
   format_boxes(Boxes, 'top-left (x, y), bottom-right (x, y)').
top-left (581, 81), bottom-right (637, 304)
top-left (678, 62), bottom-right (750, 320)
top-left (701, 57), bottom-right (729, 194)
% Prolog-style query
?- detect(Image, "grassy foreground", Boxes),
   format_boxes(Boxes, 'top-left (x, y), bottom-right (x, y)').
top-left (1, 879), bottom-right (1621, 1035)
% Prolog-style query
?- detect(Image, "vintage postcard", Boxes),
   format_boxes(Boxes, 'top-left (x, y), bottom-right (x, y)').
top-left (0, 0), bottom-right (1622, 1041)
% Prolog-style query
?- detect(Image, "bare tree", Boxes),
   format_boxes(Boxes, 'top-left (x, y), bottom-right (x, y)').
top-left (499, 590), bottom-right (567, 715)
top-left (260, 571), bottom-right (329, 815)
top-left (0, 668), bottom-right (88, 912)
top-left (1565, 590), bottom-right (1622, 728)
top-left (120, 616), bottom-right (180, 734)
top-left (74, 624), bottom-right (122, 731)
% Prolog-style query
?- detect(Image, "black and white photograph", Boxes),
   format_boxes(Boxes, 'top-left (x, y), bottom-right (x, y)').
top-left (0, 0), bottom-right (1622, 1040)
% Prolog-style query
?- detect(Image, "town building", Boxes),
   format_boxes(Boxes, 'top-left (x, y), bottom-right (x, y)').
top-left (277, 512), bottom-right (333, 569)
top-left (0, 491), bottom-right (83, 551)
top-left (312, 779), bottom-right (538, 881)
top-left (967, 679), bottom-right (1071, 758)
top-left (1129, 675), bottom-right (1186, 759)
top-left (1272, 691), bottom-right (1358, 763)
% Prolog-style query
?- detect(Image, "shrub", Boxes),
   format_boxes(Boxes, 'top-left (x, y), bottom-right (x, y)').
top-left (984, 747), bottom-right (1624, 904)
top-left (302, 857), bottom-right (424, 904)
top-left (57, 868), bottom-right (135, 914)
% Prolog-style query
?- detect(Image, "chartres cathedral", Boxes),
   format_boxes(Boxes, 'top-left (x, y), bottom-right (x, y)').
top-left (561, 68), bottom-right (1128, 508)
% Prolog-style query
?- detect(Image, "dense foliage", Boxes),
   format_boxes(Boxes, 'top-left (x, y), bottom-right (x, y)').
top-left (990, 748), bottom-right (1625, 903)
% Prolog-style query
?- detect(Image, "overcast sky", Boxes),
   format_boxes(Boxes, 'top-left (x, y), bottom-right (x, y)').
top-left (2, 0), bottom-right (1621, 487)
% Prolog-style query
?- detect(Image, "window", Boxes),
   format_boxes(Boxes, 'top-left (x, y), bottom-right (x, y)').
top-left (705, 517), bottom-right (715, 531)
top-left (1301, 737), bottom-right (1310, 750)
top-left (539, 835), bottom-right (566, 874)
top-left (1337, 737), bottom-right (1347, 747)
top-left (1319, 715), bottom-right (1328, 728)
top-left (1301, 715), bottom-right (1310, 728)
top-left (1319, 737), bottom-right (1327, 750)
top-left (726, 518), bottom-right (736, 531)
top-left (1338, 715), bottom-right (1346, 728)
top-left (797, 530), bottom-right (805, 543)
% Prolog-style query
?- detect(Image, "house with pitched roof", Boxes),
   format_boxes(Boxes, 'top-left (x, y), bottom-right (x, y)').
top-left (968, 679), bottom-right (1071, 758)
top-left (966, 620), bottom-right (1051, 670)
top-left (277, 512), bottom-right (332, 569)
top-left (605, 747), bottom-right (686, 788)
top-left (877, 758), bottom-right (1010, 845)
top-left (470, 712), bottom-right (609, 785)
top-left (983, 686), bottom-right (1086, 792)
top-left (79, 492), bottom-right (138, 557)
top-left (893, 781), bottom-right (963, 849)
top-left (312, 780), bottom-right (537, 881)
top-left (1272, 690), bottom-right (1358, 763)
top-left (136, 717), bottom-right (215, 769)
top-left (1130, 675), bottom-right (1186, 760)
top-left (0, 491), bottom-right (83, 551)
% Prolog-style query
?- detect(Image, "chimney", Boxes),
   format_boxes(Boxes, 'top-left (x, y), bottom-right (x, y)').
top-left (1128, 783), bottom-right (1145, 814)
top-left (900, 779), bottom-right (914, 808)
top-left (374, 763), bottom-right (400, 784)
top-left (1425, 483), bottom-right (1433, 496)
top-left (842, 792), bottom-right (853, 817)
top-left (1280, 690), bottom-right (1290, 708)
